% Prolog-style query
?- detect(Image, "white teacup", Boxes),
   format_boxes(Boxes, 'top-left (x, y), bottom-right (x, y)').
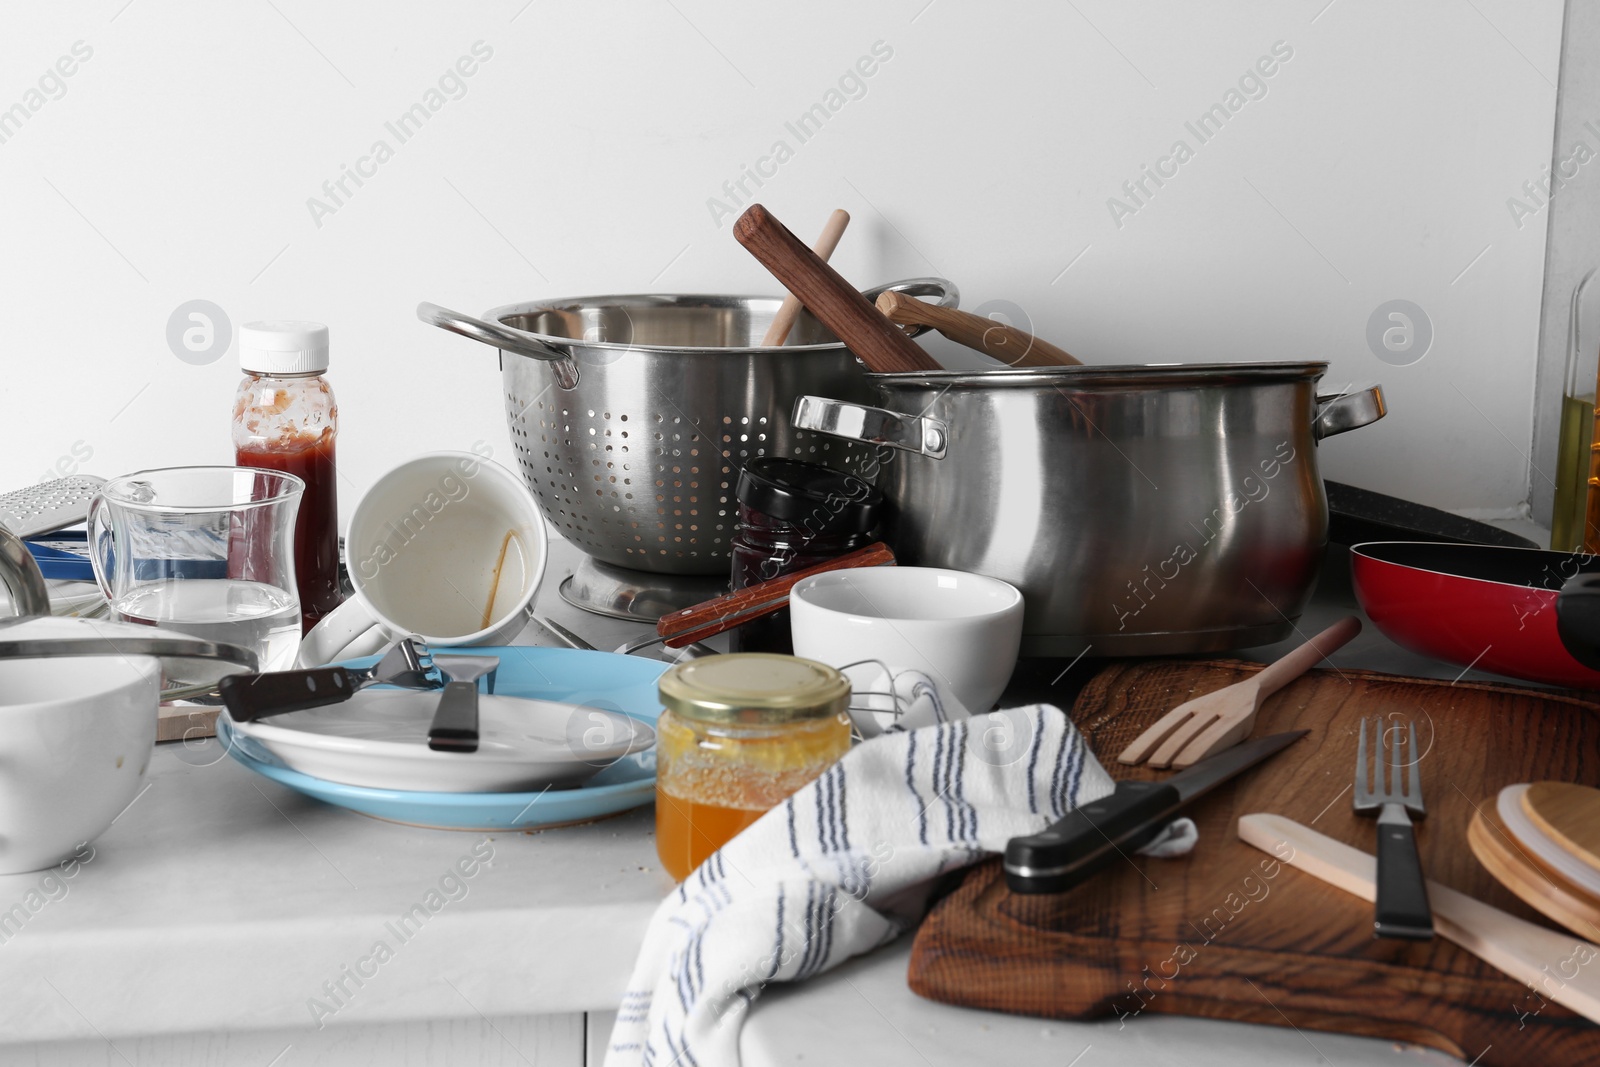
top-left (789, 567), bottom-right (1024, 730)
top-left (0, 655), bottom-right (159, 874)
top-left (297, 452), bottom-right (548, 666)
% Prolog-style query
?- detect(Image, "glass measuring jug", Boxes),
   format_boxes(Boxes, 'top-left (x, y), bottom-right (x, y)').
top-left (88, 467), bottom-right (304, 676)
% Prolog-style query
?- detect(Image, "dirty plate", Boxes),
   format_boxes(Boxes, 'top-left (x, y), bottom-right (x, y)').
top-left (225, 688), bottom-right (655, 792)
top-left (218, 646), bottom-right (668, 828)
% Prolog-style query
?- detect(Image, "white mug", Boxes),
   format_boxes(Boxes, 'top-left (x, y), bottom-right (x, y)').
top-left (296, 452), bottom-right (548, 667)
top-left (789, 566), bottom-right (1024, 733)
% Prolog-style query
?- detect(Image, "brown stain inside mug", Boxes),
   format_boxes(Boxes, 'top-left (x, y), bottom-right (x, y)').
top-left (481, 529), bottom-right (517, 630)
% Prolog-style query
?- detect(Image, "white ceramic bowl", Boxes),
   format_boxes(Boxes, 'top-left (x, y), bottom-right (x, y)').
top-left (0, 655), bottom-right (159, 874)
top-left (789, 566), bottom-right (1024, 718)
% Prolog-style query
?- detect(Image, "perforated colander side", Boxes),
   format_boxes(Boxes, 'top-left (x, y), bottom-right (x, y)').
top-left (504, 389), bottom-right (866, 572)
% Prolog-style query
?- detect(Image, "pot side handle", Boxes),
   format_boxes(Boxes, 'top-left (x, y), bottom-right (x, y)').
top-left (792, 396), bottom-right (948, 459)
top-left (1314, 385), bottom-right (1386, 440)
top-left (417, 302), bottom-right (580, 389)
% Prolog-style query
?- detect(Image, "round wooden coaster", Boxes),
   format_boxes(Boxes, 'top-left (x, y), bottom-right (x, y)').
top-left (1501, 784), bottom-right (1600, 900)
top-left (1522, 781), bottom-right (1600, 877)
top-left (1468, 803), bottom-right (1600, 942)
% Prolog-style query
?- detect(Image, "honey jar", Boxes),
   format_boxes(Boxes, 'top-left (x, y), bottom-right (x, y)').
top-left (654, 653), bottom-right (853, 881)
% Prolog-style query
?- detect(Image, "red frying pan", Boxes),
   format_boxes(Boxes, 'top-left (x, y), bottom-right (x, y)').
top-left (1350, 542), bottom-right (1600, 690)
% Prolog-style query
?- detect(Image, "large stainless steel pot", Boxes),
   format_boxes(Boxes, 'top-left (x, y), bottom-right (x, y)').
top-left (794, 363), bottom-right (1385, 656)
top-left (419, 279), bottom-right (956, 576)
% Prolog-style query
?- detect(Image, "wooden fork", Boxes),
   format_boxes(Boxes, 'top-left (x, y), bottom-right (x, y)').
top-left (1118, 616), bottom-right (1362, 769)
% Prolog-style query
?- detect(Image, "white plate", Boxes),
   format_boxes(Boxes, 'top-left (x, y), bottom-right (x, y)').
top-left (225, 688), bottom-right (655, 793)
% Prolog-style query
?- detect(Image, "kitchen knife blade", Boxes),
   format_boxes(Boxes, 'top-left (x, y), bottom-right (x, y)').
top-left (1004, 729), bottom-right (1308, 894)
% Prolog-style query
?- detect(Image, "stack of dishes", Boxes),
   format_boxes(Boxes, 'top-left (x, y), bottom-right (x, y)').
top-left (1467, 781), bottom-right (1600, 935)
top-left (221, 646), bottom-right (665, 831)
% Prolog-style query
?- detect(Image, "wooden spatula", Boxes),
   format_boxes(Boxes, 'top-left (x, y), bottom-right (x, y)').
top-left (1119, 616), bottom-right (1362, 768)
top-left (1239, 813), bottom-right (1600, 1027)
top-left (875, 290), bottom-right (1081, 367)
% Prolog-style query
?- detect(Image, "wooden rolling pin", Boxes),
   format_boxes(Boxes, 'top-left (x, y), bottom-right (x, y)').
top-left (733, 204), bottom-right (943, 374)
top-left (761, 209), bottom-right (850, 347)
top-left (656, 541), bottom-right (895, 648)
top-left (875, 290), bottom-right (1081, 368)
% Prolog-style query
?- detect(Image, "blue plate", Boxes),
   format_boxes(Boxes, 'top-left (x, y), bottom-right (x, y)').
top-left (219, 646), bottom-right (668, 831)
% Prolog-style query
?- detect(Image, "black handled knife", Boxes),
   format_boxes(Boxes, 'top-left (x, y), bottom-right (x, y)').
top-left (1004, 730), bottom-right (1308, 894)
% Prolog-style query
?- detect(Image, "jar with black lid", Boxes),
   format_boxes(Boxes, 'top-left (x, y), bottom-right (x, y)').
top-left (728, 457), bottom-right (883, 653)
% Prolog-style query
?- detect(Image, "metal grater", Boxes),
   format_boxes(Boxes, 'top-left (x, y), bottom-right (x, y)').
top-left (0, 476), bottom-right (107, 540)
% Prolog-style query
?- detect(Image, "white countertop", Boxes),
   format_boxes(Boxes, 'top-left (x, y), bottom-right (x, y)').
top-left (0, 736), bottom-right (671, 1043)
top-left (0, 536), bottom-right (1557, 1061)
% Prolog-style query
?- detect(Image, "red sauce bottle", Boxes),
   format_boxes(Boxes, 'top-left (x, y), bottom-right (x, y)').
top-left (232, 321), bottom-right (342, 633)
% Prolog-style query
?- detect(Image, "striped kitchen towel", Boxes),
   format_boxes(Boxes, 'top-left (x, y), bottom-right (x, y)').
top-left (605, 704), bottom-right (1192, 1066)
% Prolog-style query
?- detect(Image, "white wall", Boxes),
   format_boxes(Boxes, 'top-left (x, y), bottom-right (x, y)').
top-left (0, 0), bottom-right (1564, 518)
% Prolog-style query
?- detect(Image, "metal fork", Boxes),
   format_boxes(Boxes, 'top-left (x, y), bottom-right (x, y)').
top-left (1353, 717), bottom-right (1434, 940)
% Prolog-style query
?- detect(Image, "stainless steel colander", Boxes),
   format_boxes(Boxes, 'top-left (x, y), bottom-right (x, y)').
top-left (418, 279), bottom-right (955, 575)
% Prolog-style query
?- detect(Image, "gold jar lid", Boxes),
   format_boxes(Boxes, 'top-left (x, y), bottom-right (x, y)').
top-left (658, 653), bottom-right (851, 725)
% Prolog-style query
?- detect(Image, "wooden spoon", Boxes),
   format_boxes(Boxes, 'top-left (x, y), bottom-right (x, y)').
top-left (655, 541), bottom-right (895, 648)
top-left (733, 204), bottom-right (943, 374)
top-left (761, 209), bottom-right (850, 347)
top-left (875, 290), bottom-right (1081, 367)
top-left (1119, 616), bottom-right (1362, 768)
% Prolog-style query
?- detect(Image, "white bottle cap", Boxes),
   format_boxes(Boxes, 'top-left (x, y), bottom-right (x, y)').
top-left (240, 321), bottom-right (329, 375)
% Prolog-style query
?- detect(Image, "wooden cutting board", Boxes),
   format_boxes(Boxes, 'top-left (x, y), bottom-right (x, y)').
top-left (158, 705), bottom-right (219, 743)
top-left (907, 660), bottom-right (1600, 1065)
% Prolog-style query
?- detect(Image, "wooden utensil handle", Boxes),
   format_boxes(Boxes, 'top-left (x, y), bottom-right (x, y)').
top-left (761, 209), bottom-right (850, 347)
top-left (1253, 615), bottom-right (1361, 698)
top-left (656, 541), bottom-right (895, 648)
top-left (1238, 813), bottom-right (1600, 1026)
top-left (875, 290), bottom-right (1081, 368)
top-left (733, 204), bottom-right (942, 374)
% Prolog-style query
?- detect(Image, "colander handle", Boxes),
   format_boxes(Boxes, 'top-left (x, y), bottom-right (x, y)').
top-left (417, 302), bottom-right (581, 389)
top-left (859, 278), bottom-right (960, 339)
top-left (792, 396), bottom-right (949, 459)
